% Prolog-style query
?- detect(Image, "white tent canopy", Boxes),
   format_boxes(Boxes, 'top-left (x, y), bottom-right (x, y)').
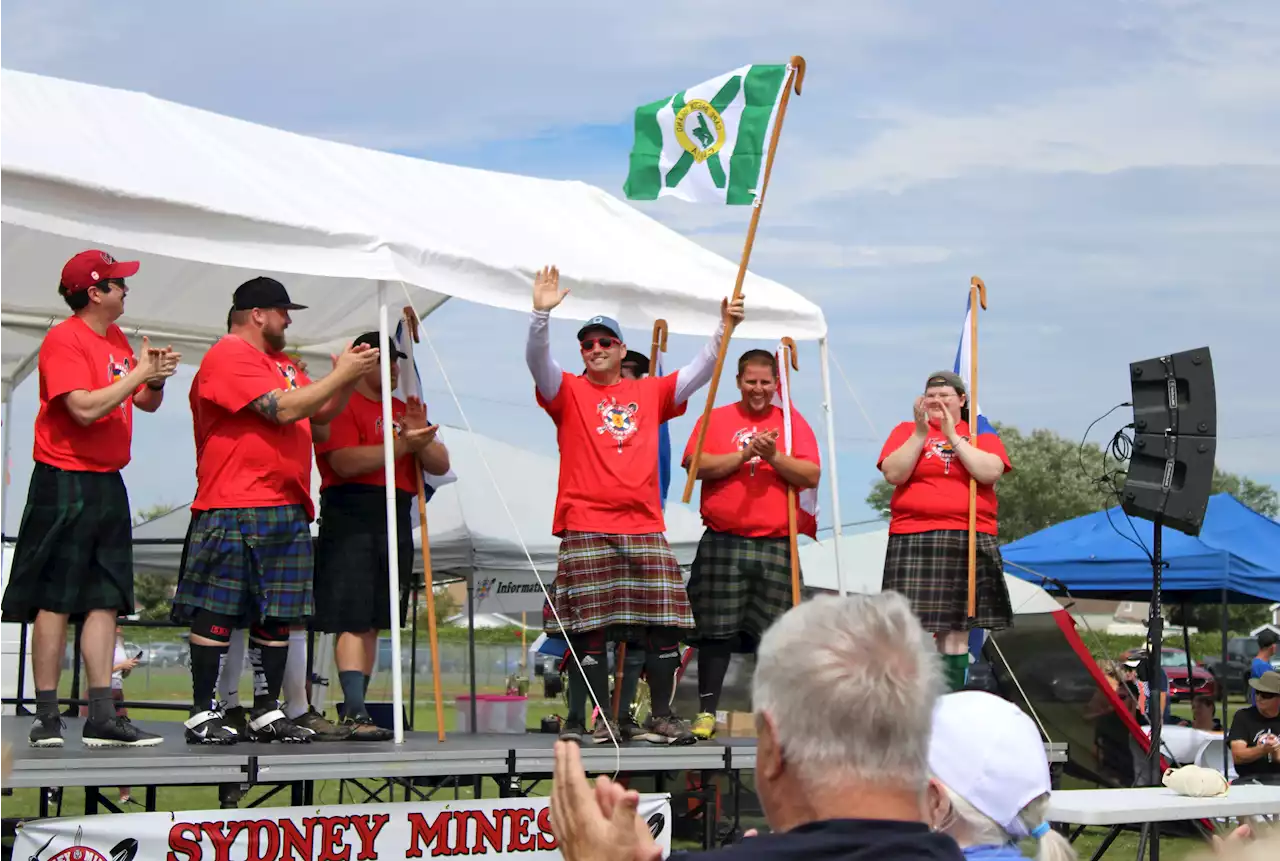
top-left (1, 68), bottom-right (827, 397)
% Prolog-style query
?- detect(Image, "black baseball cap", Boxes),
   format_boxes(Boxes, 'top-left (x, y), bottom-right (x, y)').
top-left (232, 277), bottom-right (308, 311)
top-left (353, 331), bottom-right (407, 360)
top-left (622, 350), bottom-right (650, 375)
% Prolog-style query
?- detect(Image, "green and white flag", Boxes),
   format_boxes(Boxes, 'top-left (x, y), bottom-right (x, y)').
top-left (624, 64), bottom-right (790, 205)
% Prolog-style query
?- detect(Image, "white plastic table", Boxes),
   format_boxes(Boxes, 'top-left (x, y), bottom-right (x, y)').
top-left (1047, 785), bottom-right (1280, 825)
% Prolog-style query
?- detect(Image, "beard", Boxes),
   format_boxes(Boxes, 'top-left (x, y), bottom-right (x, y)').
top-left (264, 329), bottom-right (287, 352)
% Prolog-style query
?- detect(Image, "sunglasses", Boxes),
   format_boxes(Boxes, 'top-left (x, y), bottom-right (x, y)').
top-left (1258, 691), bottom-right (1279, 700)
top-left (580, 337), bottom-right (618, 351)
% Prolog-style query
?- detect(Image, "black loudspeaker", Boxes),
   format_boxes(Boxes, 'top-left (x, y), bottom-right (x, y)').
top-left (1121, 347), bottom-right (1216, 535)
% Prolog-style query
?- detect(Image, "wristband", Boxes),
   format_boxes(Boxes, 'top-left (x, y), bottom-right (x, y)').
top-left (147, 380), bottom-right (165, 391)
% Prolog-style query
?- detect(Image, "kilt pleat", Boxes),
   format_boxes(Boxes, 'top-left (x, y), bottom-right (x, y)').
top-left (881, 529), bottom-right (1012, 633)
top-left (686, 529), bottom-right (793, 646)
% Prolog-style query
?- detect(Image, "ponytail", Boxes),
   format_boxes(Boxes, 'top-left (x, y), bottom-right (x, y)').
top-left (936, 783), bottom-right (1077, 861)
top-left (1017, 794), bottom-right (1076, 861)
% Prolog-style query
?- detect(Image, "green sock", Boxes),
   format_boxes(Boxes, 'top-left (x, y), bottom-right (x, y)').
top-left (943, 654), bottom-right (969, 692)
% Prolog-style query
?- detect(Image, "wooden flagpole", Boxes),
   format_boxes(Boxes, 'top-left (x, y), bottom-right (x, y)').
top-left (965, 277), bottom-right (987, 619)
top-left (780, 337), bottom-right (802, 606)
top-left (403, 306), bottom-right (448, 742)
top-left (681, 56), bottom-right (806, 504)
top-left (612, 319), bottom-right (668, 721)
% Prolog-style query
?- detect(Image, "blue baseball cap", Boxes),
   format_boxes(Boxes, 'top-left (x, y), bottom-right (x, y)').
top-left (576, 315), bottom-right (622, 341)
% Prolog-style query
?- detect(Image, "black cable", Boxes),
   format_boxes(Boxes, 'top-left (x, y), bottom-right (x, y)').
top-left (1078, 403), bottom-right (1157, 565)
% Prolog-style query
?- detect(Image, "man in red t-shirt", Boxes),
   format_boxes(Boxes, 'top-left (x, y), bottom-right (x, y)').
top-left (313, 331), bottom-right (450, 740)
top-left (2, 250), bottom-right (179, 749)
top-left (681, 349), bottom-right (821, 739)
top-left (526, 265), bottom-right (744, 746)
top-left (173, 277), bottom-right (379, 745)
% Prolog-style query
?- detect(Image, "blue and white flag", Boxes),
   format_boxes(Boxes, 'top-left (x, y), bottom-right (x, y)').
top-left (393, 320), bottom-right (457, 500)
top-left (953, 294), bottom-right (997, 437)
top-left (656, 351), bottom-right (672, 510)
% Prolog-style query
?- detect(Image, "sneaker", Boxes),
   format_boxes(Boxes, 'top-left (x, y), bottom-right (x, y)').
top-left (293, 707), bottom-right (352, 741)
top-left (29, 714), bottom-right (65, 748)
top-left (185, 709), bottom-right (239, 745)
top-left (691, 712), bottom-right (717, 740)
top-left (640, 713), bottom-right (696, 746)
top-left (592, 717), bottom-right (621, 745)
top-left (83, 716), bottom-right (164, 748)
top-left (341, 714), bottom-right (394, 742)
top-left (558, 718), bottom-right (586, 745)
top-left (245, 708), bottom-right (312, 744)
top-left (221, 705), bottom-right (249, 735)
top-left (620, 718), bottom-right (645, 743)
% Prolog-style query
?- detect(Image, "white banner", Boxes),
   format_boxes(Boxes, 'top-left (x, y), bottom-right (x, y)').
top-left (473, 573), bottom-right (551, 615)
top-left (14, 794), bottom-right (672, 860)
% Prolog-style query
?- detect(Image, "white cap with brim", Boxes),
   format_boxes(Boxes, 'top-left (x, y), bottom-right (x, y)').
top-left (928, 691), bottom-right (1051, 840)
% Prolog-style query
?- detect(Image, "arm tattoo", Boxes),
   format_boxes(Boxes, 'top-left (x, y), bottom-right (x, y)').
top-left (249, 391), bottom-right (283, 423)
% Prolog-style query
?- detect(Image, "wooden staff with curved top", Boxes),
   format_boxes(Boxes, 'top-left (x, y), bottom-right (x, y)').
top-left (780, 337), bottom-right (803, 606)
top-left (612, 319), bottom-right (669, 721)
top-left (403, 306), bottom-right (447, 742)
top-left (965, 277), bottom-right (987, 620)
top-left (681, 56), bottom-right (806, 505)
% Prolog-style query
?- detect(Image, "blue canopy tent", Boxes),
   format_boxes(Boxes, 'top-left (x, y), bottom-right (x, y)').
top-left (1002, 494), bottom-right (1280, 603)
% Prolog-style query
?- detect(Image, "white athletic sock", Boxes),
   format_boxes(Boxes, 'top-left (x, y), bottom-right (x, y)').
top-left (281, 628), bottom-right (309, 720)
top-left (217, 630), bottom-right (248, 709)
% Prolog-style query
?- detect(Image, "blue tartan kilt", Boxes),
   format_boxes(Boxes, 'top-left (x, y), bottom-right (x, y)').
top-left (171, 505), bottom-right (314, 625)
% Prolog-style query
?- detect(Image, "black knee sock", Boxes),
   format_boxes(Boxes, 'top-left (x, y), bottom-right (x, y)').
top-left (618, 646), bottom-right (645, 721)
top-left (566, 666), bottom-right (588, 723)
top-left (88, 687), bottom-right (115, 723)
top-left (247, 642), bottom-right (289, 711)
top-left (697, 639), bottom-right (733, 716)
top-left (568, 632), bottom-right (610, 721)
top-left (340, 670), bottom-right (367, 719)
top-left (36, 688), bottom-right (59, 721)
top-left (363, 674), bottom-right (371, 695)
top-left (645, 628), bottom-right (684, 718)
top-left (190, 642), bottom-right (230, 713)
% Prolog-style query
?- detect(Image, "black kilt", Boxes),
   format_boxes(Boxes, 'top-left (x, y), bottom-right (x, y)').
top-left (1, 463), bottom-right (133, 622)
top-left (311, 485), bottom-right (415, 634)
top-left (686, 529), bottom-right (793, 649)
top-left (881, 529), bottom-right (1012, 633)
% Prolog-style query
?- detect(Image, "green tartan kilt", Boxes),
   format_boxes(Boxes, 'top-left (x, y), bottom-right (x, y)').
top-left (0, 463), bottom-right (134, 622)
top-left (686, 529), bottom-right (793, 649)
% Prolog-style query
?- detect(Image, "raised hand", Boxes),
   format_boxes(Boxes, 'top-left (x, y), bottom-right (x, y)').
top-left (334, 341), bottom-right (380, 381)
top-left (157, 345), bottom-right (182, 378)
top-left (749, 429), bottom-right (779, 461)
top-left (721, 295), bottom-right (745, 326)
top-left (912, 396), bottom-right (930, 436)
top-left (532, 265), bottom-right (569, 312)
top-left (402, 397), bottom-right (429, 431)
top-left (135, 336), bottom-right (166, 383)
top-left (938, 402), bottom-right (958, 441)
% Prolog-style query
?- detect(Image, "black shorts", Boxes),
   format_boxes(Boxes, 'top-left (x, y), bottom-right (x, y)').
top-left (1, 463), bottom-right (133, 622)
top-left (311, 485), bottom-right (415, 634)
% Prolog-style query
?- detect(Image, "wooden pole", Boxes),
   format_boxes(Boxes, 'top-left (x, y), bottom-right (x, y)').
top-left (612, 319), bottom-right (668, 721)
top-left (681, 56), bottom-right (807, 504)
top-left (404, 306), bottom-right (448, 742)
top-left (965, 277), bottom-right (987, 619)
top-left (781, 337), bottom-right (802, 606)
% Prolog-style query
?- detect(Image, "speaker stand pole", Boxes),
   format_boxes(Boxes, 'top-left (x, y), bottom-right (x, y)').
top-left (1141, 513), bottom-right (1164, 861)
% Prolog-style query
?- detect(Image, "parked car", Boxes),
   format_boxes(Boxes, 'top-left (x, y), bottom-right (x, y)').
top-left (1121, 646), bottom-right (1216, 701)
top-left (144, 642), bottom-right (188, 667)
top-left (1202, 636), bottom-right (1280, 695)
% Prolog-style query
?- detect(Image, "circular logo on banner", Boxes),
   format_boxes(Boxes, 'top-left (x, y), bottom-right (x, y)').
top-left (50, 848), bottom-right (108, 861)
top-left (674, 99), bottom-right (725, 164)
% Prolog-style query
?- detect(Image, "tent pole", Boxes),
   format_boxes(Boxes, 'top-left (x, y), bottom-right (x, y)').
top-left (818, 337), bottom-right (846, 594)
top-left (378, 283), bottom-right (406, 744)
top-left (2, 392), bottom-right (13, 525)
top-left (1220, 588), bottom-right (1229, 777)
top-left (467, 577), bottom-right (478, 733)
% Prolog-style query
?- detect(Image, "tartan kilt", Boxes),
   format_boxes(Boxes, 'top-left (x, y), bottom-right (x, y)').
top-left (686, 529), bottom-right (793, 648)
top-left (544, 531), bottom-right (693, 639)
top-left (1, 463), bottom-right (133, 623)
top-left (311, 486), bottom-right (415, 634)
top-left (881, 529), bottom-right (1012, 633)
top-left (171, 505), bottom-right (314, 625)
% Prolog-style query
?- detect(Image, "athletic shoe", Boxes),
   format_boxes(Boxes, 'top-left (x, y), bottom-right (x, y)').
top-left (558, 718), bottom-right (586, 745)
top-left (245, 708), bottom-right (312, 743)
top-left (640, 713), bottom-right (696, 746)
top-left (185, 709), bottom-right (239, 745)
top-left (83, 716), bottom-right (164, 748)
top-left (221, 705), bottom-right (249, 735)
top-left (293, 707), bottom-right (352, 741)
top-left (592, 717), bottom-right (621, 745)
top-left (691, 712), bottom-right (717, 740)
top-left (620, 717), bottom-right (645, 743)
top-left (341, 714), bottom-right (394, 742)
top-left (29, 715), bottom-right (65, 748)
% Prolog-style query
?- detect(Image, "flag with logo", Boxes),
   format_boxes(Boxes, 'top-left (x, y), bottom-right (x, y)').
top-left (773, 344), bottom-right (818, 538)
top-left (393, 320), bottom-right (457, 500)
top-left (624, 64), bottom-right (790, 205)
top-left (953, 294), bottom-right (997, 437)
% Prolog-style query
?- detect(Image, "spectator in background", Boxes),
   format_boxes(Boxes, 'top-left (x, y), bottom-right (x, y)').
top-left (1190, 695), bottom-right (1223, 734)
top-left (1229, 671), bottom-right (1280, 785)
top-left (1250, 631), bottom-right (1278, 707)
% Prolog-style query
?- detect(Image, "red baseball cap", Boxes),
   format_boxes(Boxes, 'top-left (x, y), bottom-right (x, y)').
top-left (60, 250), bottom-right (140, 293)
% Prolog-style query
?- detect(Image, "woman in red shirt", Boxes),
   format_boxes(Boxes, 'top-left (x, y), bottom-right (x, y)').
top-left (877, 371), bottom-right (1013, 692)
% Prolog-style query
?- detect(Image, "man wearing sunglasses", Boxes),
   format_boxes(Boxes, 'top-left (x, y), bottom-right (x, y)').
top-left (1229, 670), bottom-right (1280, 785)
top-left (3, 250), bottom-right (179, 749)
top-left (526, 265), bottom-right (745, 745)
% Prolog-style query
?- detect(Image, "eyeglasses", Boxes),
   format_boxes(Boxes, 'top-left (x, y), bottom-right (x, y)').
top-left (1258, 691), bottom-right (1279, 700)
top-left (580, 337), bottom-right (617, 351)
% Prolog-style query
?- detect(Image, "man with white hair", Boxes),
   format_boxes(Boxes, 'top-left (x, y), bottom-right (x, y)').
top-left (550, 592), bottom-right (965, 861)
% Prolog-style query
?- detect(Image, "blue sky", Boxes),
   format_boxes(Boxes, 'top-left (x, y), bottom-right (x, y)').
top-left (3, 0), bottom-right (1278, 535)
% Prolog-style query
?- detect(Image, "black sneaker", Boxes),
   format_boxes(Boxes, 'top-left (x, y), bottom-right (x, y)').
top-left (592, 717), bottom-right (621, 745)
top-left (29, 714), bottom-right (65, 748)
top-left (620, 717), bottom-right (645, 743)
top-left (83, 716), bottom-right (164, 748)
top-left (341, 714), bottom-right (393, 742)
top-left (293, 707), bottom-right (352, 741)
top-left (185, 709), bottom-right (240, 745)
top-left (639, 713), bottom-right (696, 746)
top-left (558, 718), bottom-right (586, 745)
top-left (246, 708), bottom-right (312, 744)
